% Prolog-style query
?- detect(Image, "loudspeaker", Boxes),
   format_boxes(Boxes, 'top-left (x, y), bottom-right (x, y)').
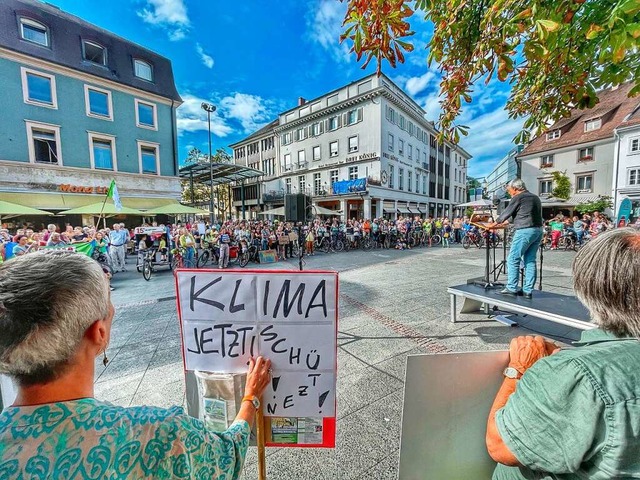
top-left (285, 194), bottom-right (310, 223)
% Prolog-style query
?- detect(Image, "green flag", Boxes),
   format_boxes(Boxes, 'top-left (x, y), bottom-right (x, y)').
top-left (107, 180), bottom-right (122, 212)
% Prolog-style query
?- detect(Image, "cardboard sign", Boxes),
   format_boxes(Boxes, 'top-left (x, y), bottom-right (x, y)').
top-left (258, 250), bottom-right (278, 264)
top-left (175, 269), bottom-right (338, 448)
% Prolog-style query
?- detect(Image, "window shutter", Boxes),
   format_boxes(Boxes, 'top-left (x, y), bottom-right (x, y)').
top-left (342, 113), bottom-right (347, 126)
top-left (324, 119), bottom-right (329, 131)
top-left (319, 122), bottom-right (324, 134)
top-left (357, 107), bottom-right (363, 122)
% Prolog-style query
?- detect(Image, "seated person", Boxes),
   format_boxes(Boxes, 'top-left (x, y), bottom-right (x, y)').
top-left (486, 228), bottom-right (640, 479)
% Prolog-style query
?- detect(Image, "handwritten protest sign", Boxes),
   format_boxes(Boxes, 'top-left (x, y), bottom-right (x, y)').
top-left (175, 269), bottom-right (338, 447)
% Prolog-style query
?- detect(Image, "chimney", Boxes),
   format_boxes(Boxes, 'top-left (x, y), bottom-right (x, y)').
top-left (298, 97), bottom-right (307, 106)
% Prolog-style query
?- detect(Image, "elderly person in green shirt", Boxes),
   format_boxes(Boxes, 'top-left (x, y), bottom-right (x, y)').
top-left (0, 250), bottom-right (271, 479)
top-left (487, 228), bottom-right (640, 479)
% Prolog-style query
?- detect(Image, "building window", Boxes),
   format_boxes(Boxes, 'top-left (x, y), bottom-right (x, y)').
top-left (300, 105), bottom-right (311, 117)
top-left (578, 147), bottom-right (594, 162)
top-left (408, 144), bottom-right (413, 160)
top-left (138, 142), bottom-right (159, 174)
top-left (296, 127), bottom-right (306, 141)
top-left (416, 148), bottom-right (420, 163)
top-left (629, 137), bottom-right (640, 153)
top-left (284, 153), bottom-right (291, 170)
top-left (398, 139), bottom-right (404, 156)
top-left (389, 165), bottom-right (394, 189)
top-left (134, 59), bottom-right (153, 81)
top-left (409, 122), bottom-right (415, 136)
top-left (407, 171), bottom-right (412, 192)
top-left (346, 108), bottom-right (362, 125)
top-left (313, 145), bottom-right (321, 161)
top-left (298, 175), bottom-right (306, 193)
top-left (348, 166), bottom-right (358, 180)
top-left (298, 149), bottom-right (306, 165)
top-left (540, 155), bottom-right (554, 168)
top-left (629, 169), bottom-right (639, 186)
top-left (539, 179), bottom-right (552, 195)
top-left (546, 130), bottom-right (561, 141)
top-left (330, 141), bottom-right (339, 157)
top-left (584, 118), bottom-right (601, 132)
top-left (416, 174), bottom-right (420, 193)
top-left (135, 99), bottom-right (157, 129)
top-left (314, 173), bottom-right (322, 195)
top-left (327, 93), bottom-right (339, 106)
top-left (84, 85), bottom-right (112, 119)
top-left (399, 115), bottom-right (406, 130)
top-left (576, 174), bottom-right (593, 193)
top-left (328, 116), bottom-right (339, 131)
top-left (422, 176), bottom-right (427, 195)
top-left (82, 40), bottom-right (106, 65)
top-left (21, 67), bottom-right (57, 108)
top-left (20, 18), bottom-right (49, 47)
top-left (348, 135), bottom-right (358, 152)
top-left (330, 169), bottom-right (338, 190)
top-left (282, 132), bottom-right (292, 145)
top-left (89, 133), bottom-right (116, 170)
top-left (398, 168), bottom-right (404, 191)
top-left (387, 106), bottom-right (395, 123)
top-left (285, 178), bottom-right (292, 194)
top-left (312, 122), bottom-right (322, 136)
top-left (26, 122), bottom-right (61, 165)
top-left (388, 133), bottom-right (394, 152)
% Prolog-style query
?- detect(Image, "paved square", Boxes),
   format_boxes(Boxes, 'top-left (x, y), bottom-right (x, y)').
top-left (100, 245), bottom-right (579, 479)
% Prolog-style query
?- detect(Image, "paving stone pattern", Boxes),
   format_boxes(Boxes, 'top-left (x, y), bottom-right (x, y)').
top-left (101, 245), bottom-right (580, 479)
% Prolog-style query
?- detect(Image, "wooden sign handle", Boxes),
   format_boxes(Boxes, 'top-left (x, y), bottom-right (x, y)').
top-left (256, 401), bottom-right (267, 480)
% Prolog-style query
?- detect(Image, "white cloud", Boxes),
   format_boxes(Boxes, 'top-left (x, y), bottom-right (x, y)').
top-left (138, 0), bottom-right (190, 41)
top-left (405, 71), bottom-right (436, 96)
top-left (176, 94), bottom-right (233, 137)
top-left (220, 93), bottom-right (271, 133)
top-left (196, 43), bottom-right (214, 69)
top-left (307, 0), bottom-right (351, 63)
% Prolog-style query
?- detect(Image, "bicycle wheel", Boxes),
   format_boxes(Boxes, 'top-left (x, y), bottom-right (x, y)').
top-left (432, 234), bottom-right (442, 246)
top-left (334, 239), bottom-right (344, 252)
top-left (321, 239), bottom-right (330, 253)
top-left (362, 237), bottom-right (373, 250)
top-left (142, 260), bottom-right (152, 281)
top-left (462, 236), bottom-right (471, 249)
top-left (171, 255), bottom-right (182, 270)
top-left (196, 250), bottom-right (210, 268)
top-left (239, 251), bottom-right (250, 267)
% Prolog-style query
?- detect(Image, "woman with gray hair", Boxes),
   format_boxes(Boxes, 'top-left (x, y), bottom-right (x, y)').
top-left (486, 228), bottom-right (640, 478)
top-left (0, 250), bottom-right (271, 479)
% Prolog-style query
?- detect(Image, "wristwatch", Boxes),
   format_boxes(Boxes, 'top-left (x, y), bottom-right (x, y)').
top-left (503, 367), bottom-right (522, 379)
top-left (242, 395), bottom-right (260, 410)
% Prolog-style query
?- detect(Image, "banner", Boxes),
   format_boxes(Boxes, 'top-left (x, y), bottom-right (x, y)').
top-left (331, 178), bottom-right (366, 195)
top-left (43, 242), bottom-right (94, 257)
top-left (175, 269), bottom-right (338, 448)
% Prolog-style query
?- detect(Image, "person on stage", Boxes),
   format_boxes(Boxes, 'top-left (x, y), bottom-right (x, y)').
top-left (486, 179), bottom-right (543, 299)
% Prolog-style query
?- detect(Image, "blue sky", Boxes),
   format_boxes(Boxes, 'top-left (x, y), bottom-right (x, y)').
top-left (47, 0), bottom-right (524, 178)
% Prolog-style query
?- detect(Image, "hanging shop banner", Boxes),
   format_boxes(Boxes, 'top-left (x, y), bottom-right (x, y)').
top-left (175, 269), bottom-right (338, 448)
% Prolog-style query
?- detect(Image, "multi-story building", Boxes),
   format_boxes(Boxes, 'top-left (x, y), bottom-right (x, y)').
top-left (231, 73), bottom-right (470, 220)
top-left (485, 145), bottom-right (523, 199)
top-left (613, 109), bottom-right (640, 223)
top-left (517, 83), bottom-right (639, 218)
top-left (0, 0), bottom-right (182, 227)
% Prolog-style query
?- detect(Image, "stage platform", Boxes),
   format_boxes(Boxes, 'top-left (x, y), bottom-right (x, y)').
top-left (447, 284), bottom-right (594, 331)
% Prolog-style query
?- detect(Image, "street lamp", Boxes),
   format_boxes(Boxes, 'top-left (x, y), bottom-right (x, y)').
top-left (201, 102), bottom-right (216, 225)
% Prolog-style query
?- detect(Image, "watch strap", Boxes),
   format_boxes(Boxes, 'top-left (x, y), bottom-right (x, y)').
top-left (242, 395), bottom-right (260, 409)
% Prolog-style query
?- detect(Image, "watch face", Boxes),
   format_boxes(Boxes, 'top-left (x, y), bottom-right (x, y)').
top-left (504, 367), bottom-right (519, 379)
top-left (252, 397), bottom-right (261, 410)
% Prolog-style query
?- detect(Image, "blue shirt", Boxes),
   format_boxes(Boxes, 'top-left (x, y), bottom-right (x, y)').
top-left (0, 398), bottom-right (250, 479)
top-left (220, 233), bottom-right (230, 244)
top-left (109, 230), bottom-right (128, 246)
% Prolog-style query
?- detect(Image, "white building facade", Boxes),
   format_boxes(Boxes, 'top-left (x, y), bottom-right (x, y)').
top-left (613, 115), bottom-right (640, 223)
top-left (232, 74), bottom-right (470, 220)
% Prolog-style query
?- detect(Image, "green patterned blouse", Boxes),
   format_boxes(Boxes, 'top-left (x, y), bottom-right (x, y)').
top-left (0, 398), bottom-right (250, 479)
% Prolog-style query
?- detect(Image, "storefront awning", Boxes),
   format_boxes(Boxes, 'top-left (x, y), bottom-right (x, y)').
top-left (383, 208), bottom-right (395, 214)
top-left (0, 193), bottom-right (176, 211)
top-left (397, 207), bottom-right (412, 214)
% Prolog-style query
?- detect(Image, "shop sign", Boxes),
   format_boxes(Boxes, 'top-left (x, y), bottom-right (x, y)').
top-left (382, 152), bottom-right (399, 162)
top-left (58, 184), bottom-right (108, 194)
top-left (345, 152), bottom-right (378, 163)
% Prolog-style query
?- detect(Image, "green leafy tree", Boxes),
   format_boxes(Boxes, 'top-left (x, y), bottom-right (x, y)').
top-left (180, 148), bottom-right (233, 207)
top-left (575, 195), bottom-right (614, 214)
top-left (340, 0), bottom-right (640, 143)
top-left (550, 171), bottom-right (571, 200)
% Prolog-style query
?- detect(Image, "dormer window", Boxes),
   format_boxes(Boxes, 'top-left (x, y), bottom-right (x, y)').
top-left (134, 59), bottom-right (153, 81)
top-left (546, 129), bottom-right (561, 141)
top-left (82, 40), bottom-right (106, 66)
top-left (584, 118), bottom-right (601, 132)
top-left (20, 18), bottom-right (49, 47)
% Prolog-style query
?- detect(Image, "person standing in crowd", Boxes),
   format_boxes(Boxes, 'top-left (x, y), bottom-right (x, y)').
top-left (178, 228), bottom-right (196, 268)
top-left (548, 215), bottom-right (564, 250)
top-left (572, 215), bottom-right (585, 246)
top-left (218, 227), bottom-right (231, 269)
top-left (12, 235), bottom-right (31, 257)
top-left (0, 250), bottom-right (272, 479)
top-left (487, 179), bottom-right (543, 299)
top-left (108, 223), bottom-right (127, 272)
top-left (487, 228), bottom-right (640, 479)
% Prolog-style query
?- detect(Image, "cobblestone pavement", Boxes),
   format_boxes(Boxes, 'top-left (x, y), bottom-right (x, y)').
top-left (99, 244), bottom-right (580, 479)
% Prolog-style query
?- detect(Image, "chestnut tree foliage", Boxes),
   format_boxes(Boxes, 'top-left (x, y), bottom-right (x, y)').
top-left (340, 0), bottom-right (640, 144)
